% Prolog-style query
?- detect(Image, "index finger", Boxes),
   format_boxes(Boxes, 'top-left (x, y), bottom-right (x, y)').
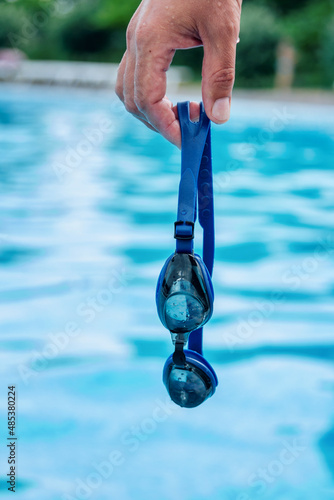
top-left (134, 35), bottom-right (181, 146)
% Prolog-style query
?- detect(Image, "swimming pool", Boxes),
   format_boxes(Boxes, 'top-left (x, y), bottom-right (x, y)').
top-left (0, 85), bottom-right (334, 499)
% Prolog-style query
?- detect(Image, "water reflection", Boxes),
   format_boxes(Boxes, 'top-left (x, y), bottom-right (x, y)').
top-left (0, 85), bottom-right (333, 499)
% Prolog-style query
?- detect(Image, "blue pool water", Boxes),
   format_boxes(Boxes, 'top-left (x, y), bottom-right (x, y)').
top-left (0, 85), bottom-right (334, 499)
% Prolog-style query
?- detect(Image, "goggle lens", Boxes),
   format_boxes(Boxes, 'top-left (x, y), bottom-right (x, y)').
top-left (157, 253), bottom-right (212, 335)
top-left (167, 365), bottom-right (211, 408)
top-left (165, 292), bottom-right (205, 333)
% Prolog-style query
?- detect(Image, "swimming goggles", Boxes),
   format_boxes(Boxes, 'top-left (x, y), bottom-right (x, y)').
top-left (156, 101), bottom-right (218, 408)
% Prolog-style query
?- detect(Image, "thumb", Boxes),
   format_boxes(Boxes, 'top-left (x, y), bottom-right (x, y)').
top-left (201, 24), bottom-right (239, 124)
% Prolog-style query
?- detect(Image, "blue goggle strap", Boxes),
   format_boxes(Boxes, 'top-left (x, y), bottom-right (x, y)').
top-left (175, 102), bottom-right (215, 355)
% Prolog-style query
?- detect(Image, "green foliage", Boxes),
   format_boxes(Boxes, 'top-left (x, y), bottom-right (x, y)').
top-left (246, 0), bottom-right (309, 15)
top-left (0, 4), bottom-right (29, 49)
top-left (173, 47), bottom-right (204, 78)
top-left (93, 0), bottom-right (141, 28)
top-left (0, 0), bottom-right (333, 87)
top-left (283, 1), bottom-right (331, 57)
top-left (236, 4), bottom-right (280, 87)
top-left (55, 3), bottom-right (112, 56)
top-left (320, 15), bottom-right (334, 83)
top-left (282, 0), bottom-right (334, 86)
top-left (50, 0), bottom-right (128, 60)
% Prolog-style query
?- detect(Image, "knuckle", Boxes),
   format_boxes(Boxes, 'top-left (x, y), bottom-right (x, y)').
top-left (115, 80), bottom-right (123, 101)
top-left (124, 98), bottom-right (138, 115)
top-left (134, 94), bottom-right (146, 112)
top-left (211, 67), bottom-right (235, 90)
top-left (224, 18), bottom-right (239, 38)
top-left (135, 23), bottom-right (152, 44)
top-left (126, 20), bottom-right (136, 45)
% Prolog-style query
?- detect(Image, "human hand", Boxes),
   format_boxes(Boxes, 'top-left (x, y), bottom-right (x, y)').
top-left (116, 0), bottom-right (242, 148)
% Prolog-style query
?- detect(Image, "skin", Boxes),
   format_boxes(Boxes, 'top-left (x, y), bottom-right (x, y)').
top-left (116, 0), bottom-right (242, 148)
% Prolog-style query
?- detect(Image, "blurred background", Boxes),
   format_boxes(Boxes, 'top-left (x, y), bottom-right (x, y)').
top-left (0, 0), bottom-right (334, 88)
top-left (0, 1), bottom-right (334, 500)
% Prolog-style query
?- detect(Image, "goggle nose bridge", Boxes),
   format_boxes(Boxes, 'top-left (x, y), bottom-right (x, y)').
top-left (172, 341), bottom-right (186, 367)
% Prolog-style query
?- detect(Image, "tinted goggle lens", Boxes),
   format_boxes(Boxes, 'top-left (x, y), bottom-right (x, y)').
top-left (165, 290), bottom-right (205, 333)
top-left (166, 364), bottom-right (213, 408)
top-left (157, 253), bottom-right (212, 334)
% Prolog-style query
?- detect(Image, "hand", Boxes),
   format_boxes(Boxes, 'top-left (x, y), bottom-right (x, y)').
top-left (116, 0), bottom-right (242, 148)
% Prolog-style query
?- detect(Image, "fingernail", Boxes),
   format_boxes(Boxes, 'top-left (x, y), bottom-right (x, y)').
top-left (212, 97), bottom-right (230, 123)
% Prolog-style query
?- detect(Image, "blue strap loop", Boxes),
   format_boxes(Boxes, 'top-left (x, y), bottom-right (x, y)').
top-left (175, 102), bottom-right (215, 354)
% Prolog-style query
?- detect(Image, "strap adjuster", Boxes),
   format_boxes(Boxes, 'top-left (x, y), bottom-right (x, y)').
top-left (174, 221), bottom-right (194, 240)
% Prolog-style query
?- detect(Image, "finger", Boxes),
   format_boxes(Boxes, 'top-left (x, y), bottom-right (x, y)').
top-left (134, 44), bottom-right (203, 146)
top-left (189, 101), bottom-right (201, 122)
top-left (123, 51), bottom-right (144, 118)
top-left (116, 53), bottom-right (156, 132)
top-left (124, 52), bottom-right (158, 130)
top-left (116, 6), bottom-right (140, 102)
top-left (201, 14), bottom-right (240, 124)
top-left (135, 69), bottom-right (181, 146)
top-left (172, 101), bottom-right (201, 123)
top-left (137, 117), bottom-right (158, 132)
top-left (116, 49), bottom-right (157, 134)
top-left (123, 26), bottom-right (159, 131)
top-left (115, 51), bottom-right (127, 101)
top-left (132, 22), bottom-right (183, 146)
